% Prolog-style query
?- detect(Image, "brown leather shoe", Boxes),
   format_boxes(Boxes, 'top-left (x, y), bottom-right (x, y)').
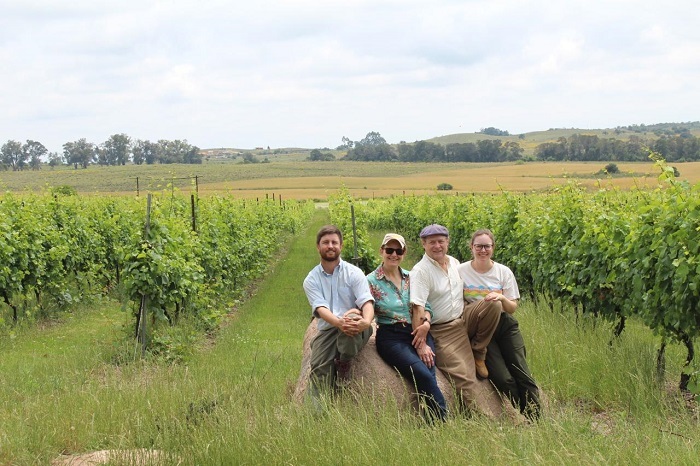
top-left (334, 358), bottom-right (352, 386)
top-left (475, 359), bottom-right (489, 379)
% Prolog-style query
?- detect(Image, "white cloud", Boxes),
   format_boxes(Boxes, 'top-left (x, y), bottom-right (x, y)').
top-left (1, 0), bottom-right (699, 151)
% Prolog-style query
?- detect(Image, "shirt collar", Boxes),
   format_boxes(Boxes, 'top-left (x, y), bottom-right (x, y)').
top-left (375, 264), bottom-right (409, 281)
top-left (423, 253), bottom-right (453, 269)
top-left (320, 258), bottom-right (344, 276)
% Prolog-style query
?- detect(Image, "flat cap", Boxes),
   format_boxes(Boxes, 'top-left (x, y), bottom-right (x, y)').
top-left (419, 224), bottom-right (449, 238)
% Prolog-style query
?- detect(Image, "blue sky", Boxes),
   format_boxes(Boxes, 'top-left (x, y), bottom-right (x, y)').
top-left (1, 0), bottom-right (698, 153)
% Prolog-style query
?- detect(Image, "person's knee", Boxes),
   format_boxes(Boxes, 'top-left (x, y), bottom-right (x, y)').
top-left (490, 370), bottom-right (517, 392)
top-left (407, 362), bottom-right (437, 387)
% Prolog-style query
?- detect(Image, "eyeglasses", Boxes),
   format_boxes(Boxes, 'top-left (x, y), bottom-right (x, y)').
top-left (383, 247), bottom-right (405, 256)
top-left (473, 244), bottom-right (493, 251)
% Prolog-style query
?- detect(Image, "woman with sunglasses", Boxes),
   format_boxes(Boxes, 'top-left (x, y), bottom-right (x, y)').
top-left (367, 233), bottom-right (447, 422)
top-left (458, 228), bottom-right (541, 420)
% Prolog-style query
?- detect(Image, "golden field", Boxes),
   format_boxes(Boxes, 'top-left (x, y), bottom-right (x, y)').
top-left (1, 160), bottom-right (698, 199)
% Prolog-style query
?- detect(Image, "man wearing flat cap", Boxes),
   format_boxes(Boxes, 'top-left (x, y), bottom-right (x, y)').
top-left (409, 224), bottom-right (500, 414)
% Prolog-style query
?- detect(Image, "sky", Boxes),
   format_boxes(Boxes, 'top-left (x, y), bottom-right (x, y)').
top-left (1, 0), bottom-right (699, 153)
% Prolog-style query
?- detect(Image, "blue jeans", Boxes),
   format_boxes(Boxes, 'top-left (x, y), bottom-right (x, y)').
top-left (376, 323), bottom-right (447, 421)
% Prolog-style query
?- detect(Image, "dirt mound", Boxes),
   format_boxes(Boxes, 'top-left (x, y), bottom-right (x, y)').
top-left (294, 319), bottom-right (522, 421)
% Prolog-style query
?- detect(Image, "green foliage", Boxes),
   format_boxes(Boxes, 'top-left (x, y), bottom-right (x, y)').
top-left (479, 127), bottom-right (510, 136)
top-left (436, 183), bottom-right (453, 191)
top-left (2, 211), bottom-right (700, 464)
top-left (328, 187), bottom-right (380, 273)
top-left (50, 185), bottom-right (77, 196)
top-left (0, 192), bottom-right (314, 354)
top-left (604, 162), bottom-right (620, 174)
top-left (345, 157), bottom-right (700, 388)
top-left (308, 149), bottom-right (335, 161)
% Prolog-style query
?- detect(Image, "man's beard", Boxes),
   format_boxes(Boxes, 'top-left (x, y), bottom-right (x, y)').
top-left (321, 249), bottom-right (339, 262)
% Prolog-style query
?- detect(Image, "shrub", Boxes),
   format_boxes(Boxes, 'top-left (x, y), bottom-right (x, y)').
top-left (604, 163), bottom-right (620, 174)
top-left (51, 185), bottom-right (78, 196)
top-left (437, 183), bottom-right (453, 191)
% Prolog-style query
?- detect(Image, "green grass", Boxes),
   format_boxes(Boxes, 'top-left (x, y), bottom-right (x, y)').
top-left (1, 211), bottom-right (699, 465)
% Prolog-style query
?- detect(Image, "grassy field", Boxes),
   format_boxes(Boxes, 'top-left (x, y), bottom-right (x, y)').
top-left (2, 160), bottom-right (698, 200)
top-left (1, 209), bottom-right (698, 465)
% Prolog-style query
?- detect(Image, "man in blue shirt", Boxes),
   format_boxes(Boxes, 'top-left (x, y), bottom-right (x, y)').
top-left (303, 225), bottom-right (374, 399)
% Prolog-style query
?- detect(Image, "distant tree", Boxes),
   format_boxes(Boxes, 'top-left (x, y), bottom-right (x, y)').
top-left (336, 136), bottom-right (354, 150)
top-left (1, 140), bottom-right (25, 171)
top-left (480, 127), bottom-right (510, 136)
top-left (24, 140), bottom-right (47, 170)
top-left (503, 141), bottom-right (524, 161)
top-left (242, 153), bottom-right (259, 164)
top-left (133, 139), bottom-right (158, 165)
top-left (477, 139), bottom-right (504, 162)
top-left (398, 141), bottom-right (444, 162)
top-left (445, 142), bottom-right (479, 162)
top-left (308, 149), bottom-right (335, 161)
top-left (437, 183), bottom-right (453, 191)
top-left (358, 131), bottom-right (386, 146)
top-left (343, 132), bottom-right (396, 161)
top-left (47, 151), bottom-right (62, 168)
top-left (102, 133), bottom-right (132, 165)
top-left (63, 138), bottom-right (96, 169)
top-left (156, 139), bottom-right (201, 164)
top-left (535, 138), bottom-right (568, 161)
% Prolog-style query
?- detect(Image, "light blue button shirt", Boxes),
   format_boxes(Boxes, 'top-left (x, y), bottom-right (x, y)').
top-left (303, 259), bottom-right (374, 331)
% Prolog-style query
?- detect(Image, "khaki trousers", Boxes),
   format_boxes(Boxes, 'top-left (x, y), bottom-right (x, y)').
top-left (431, 300), bottom-right (501, 408)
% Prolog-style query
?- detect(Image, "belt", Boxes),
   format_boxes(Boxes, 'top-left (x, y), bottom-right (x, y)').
top-left (431, 318), bottom-right (456, 326)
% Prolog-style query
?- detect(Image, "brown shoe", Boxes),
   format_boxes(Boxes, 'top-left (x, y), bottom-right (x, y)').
top-left (475, 359), bottom-right (489, 379)
top-left (334, 358), bottom-right (352, 386)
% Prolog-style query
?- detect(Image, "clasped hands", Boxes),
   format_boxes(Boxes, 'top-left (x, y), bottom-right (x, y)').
top-left (339, 309), bottom-right (370, 337)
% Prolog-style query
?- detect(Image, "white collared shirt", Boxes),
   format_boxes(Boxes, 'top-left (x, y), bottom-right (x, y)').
top-left (409, 253), bottom-right (463, 324)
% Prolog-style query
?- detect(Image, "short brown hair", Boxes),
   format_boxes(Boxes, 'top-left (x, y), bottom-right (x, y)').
top-left (471, 228), bottom-right (495, 245)
top-left (316, 225), bottom-right (343, 244)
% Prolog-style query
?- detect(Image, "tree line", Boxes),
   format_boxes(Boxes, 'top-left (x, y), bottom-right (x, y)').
top-left (331, 127), bottom-right (700, 163)
top-left (339, 132), bottom-right (525, 163)
top-left (1, 134), bottom-right (202, 170)
top-left (534, 133), bottom-right (700, 162)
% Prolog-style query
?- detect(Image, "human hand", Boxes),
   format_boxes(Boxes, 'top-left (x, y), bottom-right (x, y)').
top-left (418, 344), bottom-right (435, 368)
top-left (411, 321), bottom-right (429, 348)
top-left (484, 292), bottom-right (502, 302)
top-left (340, 309), bottom-right (365, 336)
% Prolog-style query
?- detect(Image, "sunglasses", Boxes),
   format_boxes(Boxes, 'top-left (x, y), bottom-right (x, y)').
top-left (383, 247), bottom-right (405, 256)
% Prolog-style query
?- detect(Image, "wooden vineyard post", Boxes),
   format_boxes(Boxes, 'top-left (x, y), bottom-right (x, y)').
top-left (351, 203), bottom-right (359, 268)
top-left (136, 193), bottom-right (152, 356)
top-left (191, 194), bottom-right (197, 232)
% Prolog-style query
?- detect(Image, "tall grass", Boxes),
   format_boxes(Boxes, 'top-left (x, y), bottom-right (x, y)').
top-left (1, 210), bottom-right (698, 465)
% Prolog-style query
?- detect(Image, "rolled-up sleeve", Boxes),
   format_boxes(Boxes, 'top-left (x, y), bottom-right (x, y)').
top-left (409, 267), bottom-right (429, 308)
top-left (303, 272), bottom-right (328, 317)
